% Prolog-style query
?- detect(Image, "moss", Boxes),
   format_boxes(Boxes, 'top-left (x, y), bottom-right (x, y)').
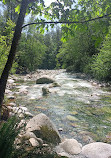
top-left (33, 126), bottom-right (61, 145)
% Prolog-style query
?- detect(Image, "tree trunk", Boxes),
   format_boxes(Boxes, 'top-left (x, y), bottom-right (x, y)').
top-left (0, 0), bottom-right (28, 109)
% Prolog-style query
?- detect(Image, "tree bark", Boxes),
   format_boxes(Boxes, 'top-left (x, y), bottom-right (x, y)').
top-left (0, 0), bottom-right (28, 109)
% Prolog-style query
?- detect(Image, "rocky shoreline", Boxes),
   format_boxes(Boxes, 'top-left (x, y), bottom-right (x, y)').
top-left (2, 70), bottom-right (111, 158)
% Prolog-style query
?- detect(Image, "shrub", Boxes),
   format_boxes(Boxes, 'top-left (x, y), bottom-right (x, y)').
top-left (0, 116), bottom-right (21, 158)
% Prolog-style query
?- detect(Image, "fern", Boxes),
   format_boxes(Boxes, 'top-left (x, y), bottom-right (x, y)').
top-left (0, 116), bottom-right (21, 158)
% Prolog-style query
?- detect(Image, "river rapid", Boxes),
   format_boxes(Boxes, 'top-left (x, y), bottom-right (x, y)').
top-left (15, 70), bottom-right (111, 145)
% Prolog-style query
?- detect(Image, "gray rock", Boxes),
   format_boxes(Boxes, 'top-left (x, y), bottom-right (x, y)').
top-left (5, 89), bottom-right (12, 94)
top-left (50, 82), bottom-right (61, 87)
top-left (24, 112), bottom-right (34, 118)
top-left (56, 139), bottom-right (82, 156)
top-left (82, 142), bottom-right (111, 158)
top-left (26, 113), bottom-right (61, 145)
top-left (29, 138), bottom-right (39, 147)
top-left (42, 87), bottom-right (50, 96)
top-left (13, 106), bottom-right (28, 114)
top-left (21, 132), bottom-right (37, 140)
top-left (36, 77), bottom-right (54, 84)
top-left (7, 102), bottom-right (16, 107)
top-left (19, 88), bottom-right (28, 94)
top-left (7, 95), bottom-right (15, 100)
top-left (7, 79), bottom-right (15, 84)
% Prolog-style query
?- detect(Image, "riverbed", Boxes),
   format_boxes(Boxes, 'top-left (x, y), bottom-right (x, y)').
top-left (14, 70), bottom-right (111, 145)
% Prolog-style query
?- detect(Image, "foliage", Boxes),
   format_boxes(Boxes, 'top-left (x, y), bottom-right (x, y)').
top-left (1, 0), bottom-right (19, 23)
top-left (0, 19), bottom-right (17, 76)
top-left (0, 116), bottom-right (21, 158)
top-left (40, 27), bottom-right (62, 70)
top-left (91, 24), bottom-right (111, 81)
top-left (17, 31), bottom-right (46, 73)
top-left (57, 24), bottom-right (97, 72)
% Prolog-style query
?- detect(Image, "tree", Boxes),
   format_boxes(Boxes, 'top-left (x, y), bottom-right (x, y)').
top-left (0, 0), bottom-right (29, 108)
top-left (40, 27), bottom-right (62, 70)
top-left (2, 0), bottom-right (19, 23)
top-left (0, 19), bottom-right (16, 76)
top-left (0, 0), bottom-right (45, 108)
top-left (17, 32), bottom-right (46, 73)
top-left (91, 23), bottom-right (111, 81)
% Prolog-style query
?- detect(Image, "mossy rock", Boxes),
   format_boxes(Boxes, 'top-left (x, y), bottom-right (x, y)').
top-left (36, 77), bottom-right (54, 84)
top-left (26, 113), bottom-right (61, 145)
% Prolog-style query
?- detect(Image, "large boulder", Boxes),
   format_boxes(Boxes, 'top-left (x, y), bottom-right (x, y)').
top-left (36, 77), bottom-right (54, 84)
top-left (26, 113), bottom-right (61, 145)
top-left (82, 142), bottom-right (111, 158)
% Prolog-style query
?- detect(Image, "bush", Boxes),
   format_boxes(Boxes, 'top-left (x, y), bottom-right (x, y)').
top-left (0, 116), bottom-right (21, 158)
top-left (91, 24), bottom-right (111, 81)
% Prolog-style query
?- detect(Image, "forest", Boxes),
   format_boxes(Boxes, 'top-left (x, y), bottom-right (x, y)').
top-left (0, 0), bottom-right (111, 157)
top-left (0, 0), bottom-right (111, 81)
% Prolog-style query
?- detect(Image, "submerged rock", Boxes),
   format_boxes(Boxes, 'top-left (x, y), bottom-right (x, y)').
top-left (50, 82), bottom-right (61, 88)
top-left (26, 113), bottom-right (61, 145)
top-left (82, 142), bottom-right (111, 158)
top-left (36, 77), bottom-right (54, 84)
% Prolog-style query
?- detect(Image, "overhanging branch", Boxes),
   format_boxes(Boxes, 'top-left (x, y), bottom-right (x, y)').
top-left (22, 12), bottom-right (111, 29)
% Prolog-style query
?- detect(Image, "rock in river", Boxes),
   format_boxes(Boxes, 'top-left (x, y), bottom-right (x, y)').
top-left (36, 77), bottom-right (54, 84)
top-left (26, 113), bottom-right (61, 145)
top-left (42, 87), bottom-right (50, 96)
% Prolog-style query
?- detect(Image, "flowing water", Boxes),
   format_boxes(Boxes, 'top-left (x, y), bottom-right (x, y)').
top-left (15, 71), bottom-right (111, 145)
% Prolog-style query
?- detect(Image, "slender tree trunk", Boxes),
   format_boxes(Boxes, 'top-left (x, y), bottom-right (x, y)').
top-left (0, 0), bottom-right (28, 109)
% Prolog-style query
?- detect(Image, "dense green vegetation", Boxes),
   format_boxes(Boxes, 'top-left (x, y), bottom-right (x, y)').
top-left (0, 15), bottom-right (62, 74)
top-left (0, 116), bottom-right (22, 158)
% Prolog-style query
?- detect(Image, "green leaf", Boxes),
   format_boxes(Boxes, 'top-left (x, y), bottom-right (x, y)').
top-left (2, 0), bottom-right (6, 4)
top-left (15, 5), bottom-right (20, 14)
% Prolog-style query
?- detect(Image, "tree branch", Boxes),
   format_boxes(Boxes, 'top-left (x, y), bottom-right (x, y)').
top-left (22, 12), bottom-right (111, 29)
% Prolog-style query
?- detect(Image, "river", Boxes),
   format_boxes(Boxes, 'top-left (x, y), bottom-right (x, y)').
top-left (15, 71), bottom-right (111, 145)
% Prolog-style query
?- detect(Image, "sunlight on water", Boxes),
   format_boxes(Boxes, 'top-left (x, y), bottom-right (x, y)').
top-left (15, 72), bottom-right (111, 145)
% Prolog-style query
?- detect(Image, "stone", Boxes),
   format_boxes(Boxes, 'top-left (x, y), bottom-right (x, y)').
top-left (7, 95), bottom-right (15, 100)
top-left (36, 77), bottom-right (54, 84)
top-left (50, 82), bottom-right (60, 88)
top-left (29, 138), bottom-right (39, 147)
top-left (18, 119), bottom-right (26, 128)
top-left (21, 132), bottom-right (37, 140)
top-left (24, 112), bottom-right (34, 118)
top-left (82, 135), bottom-right (94, 144)
top-left (42, 87), bottom-right (50, 96)
top-left (26, 113), bottom-right (61, 145)
top-left (5, 89), bottom-right (12, 94)
top-left (56, 139), bottom-right (82, 155)
top-left (20, 106), bottom-right (28, 112)
top-left (13, 106), bottom-right (28, 114)
top-left (19, 88), bottom-right (28, 94)
top-left (18, 113), bottom-right (24, 118)
top-left (7, 106), bottom-right (13, 112)
top-left (7, 102), bottom-right (16, 107)
top-left (66, 115), bottom-right (78, 121)
top-left (58, 128), bottom-right (63, 132)
top-left (7, 79), bottom-right (15, 84)
top-left (82, 142), bottom-right (111, 158)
